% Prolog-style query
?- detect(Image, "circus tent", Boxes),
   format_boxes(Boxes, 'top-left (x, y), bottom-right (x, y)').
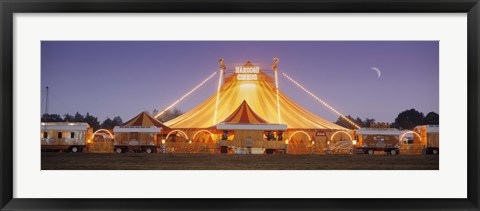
top-left (115, 111), bottom-right (171, 133)
top-left (165, 61), bottom-right (347, 131)
top-left (216, 100), bottom-right (287, 130)
top-left (113, 111), bottom-right (172, 153)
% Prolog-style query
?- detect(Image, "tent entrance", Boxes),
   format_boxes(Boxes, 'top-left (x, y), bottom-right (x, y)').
top-left (218, 129), bottom-right (286, 154)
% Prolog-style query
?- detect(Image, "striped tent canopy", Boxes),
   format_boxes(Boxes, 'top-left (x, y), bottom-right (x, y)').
top-left (222, 100), bottom-right (268, 124)
top-left (216, 100), bottom-right (287, 130)
top-left (165, 62), bottom-right (347, 130)
top-left (123, 112), bottom-right (171, 132)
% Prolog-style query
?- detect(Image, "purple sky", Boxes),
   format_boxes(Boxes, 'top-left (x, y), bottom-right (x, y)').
top-left (41, 41), bottom-right (439, 123)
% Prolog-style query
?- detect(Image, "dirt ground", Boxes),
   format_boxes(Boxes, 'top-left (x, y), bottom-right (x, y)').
top-left (41, 152), bottom-right (439, 170)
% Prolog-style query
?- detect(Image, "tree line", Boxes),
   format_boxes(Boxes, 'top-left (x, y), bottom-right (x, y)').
top-left (41, 112), bottom-right (123, 131)
top-left (335, 108), bottom-right (439, 130)
top-left (42, 108), bottom-right (435, 131)
top-left (41, 108), bottom-right (185, 131)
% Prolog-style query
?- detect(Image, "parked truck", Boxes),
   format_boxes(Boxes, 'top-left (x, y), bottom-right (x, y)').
top-left (354, 128), bottom-right (401, 155)
top-left (41, 122), bottom-right (92, 152)
top-left (113, 126), bottom-right (163, 153)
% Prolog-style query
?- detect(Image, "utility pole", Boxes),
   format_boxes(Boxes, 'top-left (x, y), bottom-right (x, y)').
top-left (45, 86), bottom-right (49, 116)
top-left (43, 86), bottom-right (49, 140)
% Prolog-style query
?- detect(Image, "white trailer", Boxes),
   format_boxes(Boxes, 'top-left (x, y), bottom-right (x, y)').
top-left (354, 128), bottom-right (401, 155)
top-left (41, 122), bottom-right (92, 152)
top-left (113, 126), bottom-right (163, 153)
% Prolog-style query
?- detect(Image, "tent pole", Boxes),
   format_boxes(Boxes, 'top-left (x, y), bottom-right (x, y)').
top-left (273, 58), bottom-right (281, 124)
top-left (213, 58), bottom-right (226, 125)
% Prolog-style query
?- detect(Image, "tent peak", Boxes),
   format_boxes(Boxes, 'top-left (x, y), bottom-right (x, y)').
top-left (243, 61), bottom-right (255, 67)
top-left (221, 100), bottom-right (269, 124)
top-left (122, 111), bottom-right (171, 131)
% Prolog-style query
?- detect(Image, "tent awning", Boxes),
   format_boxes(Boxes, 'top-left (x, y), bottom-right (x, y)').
top-left (216, 123), bottom-right (287, 130)
top-left (113, 126), bottom-right (163, 133)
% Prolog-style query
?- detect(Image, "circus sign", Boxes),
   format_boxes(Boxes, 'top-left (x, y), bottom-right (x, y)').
top-left (237, 74), bottom-right (258, 80)
top-left (235, 66), bottom-right (260, 73)
top-left (235, 66), bottom-right (259, 81)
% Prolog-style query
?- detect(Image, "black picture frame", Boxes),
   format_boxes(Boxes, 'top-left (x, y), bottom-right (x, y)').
top-left (1, 0), bottom-right (479, 210)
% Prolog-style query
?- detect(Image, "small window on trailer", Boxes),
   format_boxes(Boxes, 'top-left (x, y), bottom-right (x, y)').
top-left (70, 132), bottom-right (75, 139)
top-left (43, 132), bottom-right (48, 139)
top-left (57, 132), bottom-right (62, 139)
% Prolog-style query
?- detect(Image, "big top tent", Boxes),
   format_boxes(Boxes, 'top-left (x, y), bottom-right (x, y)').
top-left (165, 61), bottom-right (348, 131)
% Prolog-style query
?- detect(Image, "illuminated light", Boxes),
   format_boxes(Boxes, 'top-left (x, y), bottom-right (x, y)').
top-left (237, 74), bottom-right (258, 80)
top-left (327, 141), bottom-right (330, 145)
top-left (239, 83), bottom-right (256, 89)
top-left (192, 130), bottom-right (214, 140)
top-left (235, 66), bottom-right (260, 73)
top-left (92, 129), bottom-right (114, 140)
top-left (288, 131), bottom-right (312, 141)
top-left (87, 139), bottom-right (91, 144)
top-left (161, 139), bottom-right (166, 144)
top-left (400, 131), bottom-right (423, 143)
top-left (235, 65), bottom-right (259, 81)
top-left (285, 140), bottom-right (289, 144)
top-left (274, 69), bottom-right (281, 124)
top-left (282, 72), bottom-right (361, 129)
top-left (189, 140), bottom-right (192, 144)
top-left (330, 131), bottom-right (353, 141)
top-left (312, 141), bottom-right (315, 145)
top-left (352, 140), bottom-right (357, 145)
top-left (213, 69), bottom-right (224, 125)
top-left (155, 71), bottom-right (217, 119)
top-left (165, 129), bottom-right (189, 141)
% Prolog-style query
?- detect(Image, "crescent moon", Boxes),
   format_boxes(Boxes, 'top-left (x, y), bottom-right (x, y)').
top-left (371, 67), bottom-right (381, 78)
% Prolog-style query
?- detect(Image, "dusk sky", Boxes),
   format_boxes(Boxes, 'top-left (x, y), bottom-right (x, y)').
top-left (41, 41), bottom-right (438, 123)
